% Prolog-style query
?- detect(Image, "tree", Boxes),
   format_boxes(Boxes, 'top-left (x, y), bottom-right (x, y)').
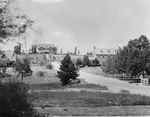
top-left (15, 56), bottom-right (32, 81)
top-left (31, 45), bottom-right (37, 54)
top-left (126, 35), bottom-right (150, 77)
top-left (110, 35), bottom-right (150, 78)
top-left (53, 46), bottom-right (57, 54)
top-left (75, 46), bottom-right (77, 54)
top-left (78, 50), bottom-right (80, 54)
top-left (0, 80), bottom-right (35, 117)
top-left (0, 54), bottom-right (9, 78)
top-left (61, 48), bottom-right (62, 54)
top-left (0, 0), bottom-right (33, 42)
top-left (83, 55), bottom-right (91, 66)
top-left (14, 43), bottom-right (21, 54)
top-left (0, 1), bottom-right (36, 117)
top-left (57, 54), bottom-right (79, 85)
top-left (104, 56), bottom-right (118, 76)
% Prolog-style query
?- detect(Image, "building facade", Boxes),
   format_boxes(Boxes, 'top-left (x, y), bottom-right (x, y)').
top-left (37, 44), bottom-right (57, 54)
top-left (93, 46), bottom-right (117, 65)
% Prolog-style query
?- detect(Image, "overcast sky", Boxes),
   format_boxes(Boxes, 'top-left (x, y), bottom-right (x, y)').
top-left (4, 0), bottom-right (150, 54)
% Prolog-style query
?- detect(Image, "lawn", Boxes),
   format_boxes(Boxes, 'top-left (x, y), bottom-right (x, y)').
top-left (29, 90), bottom-right (150, 116)
top-left (30, 90), bottom-right (150, 108)
top-left (36, 106), bottom-right (150, 116)
top-left (2, 65), bottom-right (150, 116)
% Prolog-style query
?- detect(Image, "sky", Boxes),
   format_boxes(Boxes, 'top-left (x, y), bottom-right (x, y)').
top-left (3, 0), bottom-right (150, 54)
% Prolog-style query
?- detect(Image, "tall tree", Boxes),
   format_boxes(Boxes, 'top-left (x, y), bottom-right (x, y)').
top-left (14, 43), bottom-right (21, 54)
top-left (57, 54), bottom-right (79, 85)
top-left (15, 56), bottom-right (32, 81)
top-left (53, 46), bottom-right (57, 54)
top-left (75, 46), bottom-right (77, 54)
top-left (31, 45), bottom-right (37, 54)
top-left (61, 48), bottom-right (62, 54)
top-left (0, 0), bottom-right (33, 42)
top-left (111, 35), bottom-right (150, 78)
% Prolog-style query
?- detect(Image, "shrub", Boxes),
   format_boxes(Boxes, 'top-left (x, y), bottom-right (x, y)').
top-left (120, 90), bottom-right (130, 95)
top-left (83, 55), bottom-right (91, 66)
top-left (46, 63), bottom-right (53, 69)
top-left (57, 54), bottom-right (79, 85)
top-left (92, 58), bottom-right (99, 65)
top-left (75, 58), bottom-right (83, 66)
top-left (37, 71), bottom-right (45, 77)
top-left (0, 80), bottom-right (36, 117)
top-left (39, 60), bottom-right (46, 66)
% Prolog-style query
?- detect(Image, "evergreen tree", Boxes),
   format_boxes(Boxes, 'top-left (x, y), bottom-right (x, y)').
top-left (75, 47), bottom-right (77, 54)
top-left (57, 54), bottom-right (79, 85)
top-left (61, 48), bottom-right (62, 54)
top-left (32, 45), bottom-right (37, 54)
top-left (14, 44), bottom-right (21, 54)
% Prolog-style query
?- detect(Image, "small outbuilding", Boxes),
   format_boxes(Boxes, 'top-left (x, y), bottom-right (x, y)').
top-left (139, 71), bottom-right (150, 85)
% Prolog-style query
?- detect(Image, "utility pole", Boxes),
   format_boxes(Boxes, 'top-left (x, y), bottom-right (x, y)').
top-left (78, 50), bottom-right (80, 55)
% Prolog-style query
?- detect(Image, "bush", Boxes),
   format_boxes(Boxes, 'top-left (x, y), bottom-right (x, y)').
top-left (75, 58), bottom-right (83, 66)
top-left (0, 80), bottom-right (36, 117)
top-left (92, 58), bottom-right (99, 65)
top-left (46, 63), bottom-right (53, 69)
top-left (39, 60), bottom-right (46, 66)
top-left (37, 71), bottom-right (45, 77)
top-left (101, 65), bottom-right (107, 72)
top-left (57, 54), bottom-right (79, 85)
top-left (83, 55), bottom-right (91, 66)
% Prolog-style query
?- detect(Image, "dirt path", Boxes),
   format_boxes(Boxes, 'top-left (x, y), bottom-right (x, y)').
top-left (52, 62), bottom-right (150, 96)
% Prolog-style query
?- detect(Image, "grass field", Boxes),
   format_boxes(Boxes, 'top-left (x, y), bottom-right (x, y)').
top-left (30, 90), bottom-right (150, 108)
top-left (36, 106), bottom-right (150, 116)
top-left (30, 89), bottom-right (150, 116)
top-left (2, 65), bottom-right (150, 116)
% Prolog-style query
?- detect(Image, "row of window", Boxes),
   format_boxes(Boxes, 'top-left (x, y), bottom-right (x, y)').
top-left (97, 55), bottom-right (114, 58)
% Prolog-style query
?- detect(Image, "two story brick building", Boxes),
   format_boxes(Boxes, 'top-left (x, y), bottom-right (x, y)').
top-left (93, 46), bottom-right (117, 65)
top-left (37, 43), bottom-right (57, 54)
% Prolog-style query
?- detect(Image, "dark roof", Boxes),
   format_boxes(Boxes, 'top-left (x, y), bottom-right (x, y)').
top-left (95, 48), bottom-right (117, 55)
top-left (38, 44), bottom-right (54, 49)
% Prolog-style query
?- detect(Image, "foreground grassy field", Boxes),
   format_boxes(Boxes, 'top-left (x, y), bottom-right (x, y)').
top-left (36, 106), bottom-right (150, 116)
top-left (3, 65), bottom-right (150, 116)
top-left (30, 90), bottom-right (150, 107)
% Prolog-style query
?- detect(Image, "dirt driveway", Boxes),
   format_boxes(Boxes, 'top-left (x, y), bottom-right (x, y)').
top-left (52, 62), bottom-right (150, 96)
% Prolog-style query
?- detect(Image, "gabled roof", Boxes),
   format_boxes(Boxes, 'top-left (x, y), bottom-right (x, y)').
top-left (95, 48), bottom-right (117, 55)
top-left (38, 44), bottom-right (54, 49)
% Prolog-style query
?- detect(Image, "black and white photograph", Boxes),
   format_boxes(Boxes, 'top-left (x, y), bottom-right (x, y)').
top-left (1, 0), bottom-right (150, 116)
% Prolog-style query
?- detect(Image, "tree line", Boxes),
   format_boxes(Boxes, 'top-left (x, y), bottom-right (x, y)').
top-left (104, 35), bottom-right (150, 78)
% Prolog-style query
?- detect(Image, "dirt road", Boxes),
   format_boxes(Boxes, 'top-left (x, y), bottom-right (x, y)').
top-left (52, 62), bottom-right (150, 96)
